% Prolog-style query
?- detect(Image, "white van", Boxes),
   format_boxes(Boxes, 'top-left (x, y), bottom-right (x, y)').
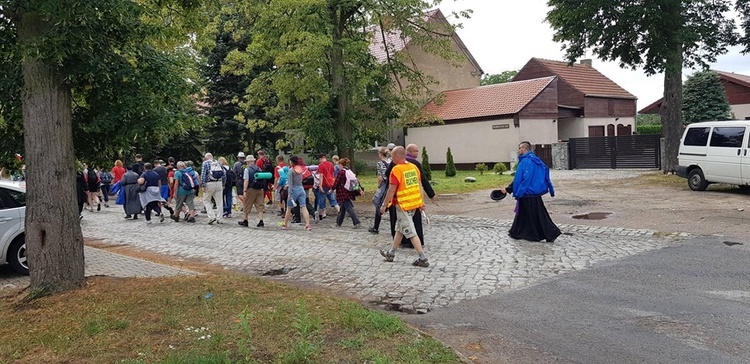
top-left (677, 120), bottom-right (750, 191)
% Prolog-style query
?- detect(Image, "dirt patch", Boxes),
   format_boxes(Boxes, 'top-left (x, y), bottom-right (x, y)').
top-left (415, 172), bottom-right (750, 240)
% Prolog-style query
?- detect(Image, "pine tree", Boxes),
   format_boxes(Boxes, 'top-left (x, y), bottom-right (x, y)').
top-left (445, 147), bottom-right (456, 177)
top-left (682, 70), bottom-right (732, 123)
top-left (421, 146), bottom-right (432, 181)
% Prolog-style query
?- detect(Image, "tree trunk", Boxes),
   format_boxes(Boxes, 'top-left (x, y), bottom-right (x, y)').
top-left (20, 11), bottom-right (85, 294)
top-left (331, 7), bottom-right (354, 161)
top-left (660, 44), bottom-right (684, 174)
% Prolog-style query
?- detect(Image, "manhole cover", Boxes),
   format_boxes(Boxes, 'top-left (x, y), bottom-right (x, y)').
top-left (572, 212), bottom-right (612, 220)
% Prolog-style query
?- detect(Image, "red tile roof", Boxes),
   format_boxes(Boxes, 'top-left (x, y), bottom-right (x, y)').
top-left (529, 58), bottom-right (636, 99)
top-left (640, 70), bottom-right (750, 114)
top-left (421, 77), bottom-right (556, 121)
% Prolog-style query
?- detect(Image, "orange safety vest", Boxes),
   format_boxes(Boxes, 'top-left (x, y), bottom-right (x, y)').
top-left (391, 162), bottom-right (423, 211)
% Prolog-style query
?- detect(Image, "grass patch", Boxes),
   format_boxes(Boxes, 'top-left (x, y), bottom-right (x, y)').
top-left (0, 274), bottom-right (461, 363)
top-left (633, 172), bottom-right (688, 189)
top-left (358, 169), bottom-right (512, 195)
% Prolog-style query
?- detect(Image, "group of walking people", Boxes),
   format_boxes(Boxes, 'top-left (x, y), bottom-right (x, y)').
top-left (85, 139), bottom-right (560, 269)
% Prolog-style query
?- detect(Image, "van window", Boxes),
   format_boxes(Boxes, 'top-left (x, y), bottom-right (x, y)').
top-left (683, 127), bottom-right (710, 146)
top-left (709, 127), bottom-right (745, 148)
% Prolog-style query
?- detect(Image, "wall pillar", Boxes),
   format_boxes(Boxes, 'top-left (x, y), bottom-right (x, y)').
top-left (552, 142), bottom-right (570, 170)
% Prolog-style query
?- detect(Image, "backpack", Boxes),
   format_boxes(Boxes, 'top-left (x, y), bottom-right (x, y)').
top-left (87, 170), bottom-right (99, 184)
top-left (209, 160), bottom-right (224, 181)
top-left (262, 157), bottom-right (274, 174)
top-left (225, 166), bottom-right (236, 188)
top-left (180, 170), bottom-right (197, 191)
top-left (343, 169), bottom-right (360, 192)
top-left (301, 167), bottom-right (314, 189)
top-left (248, 165), bottom-right (265, 190)
top-left (99, 171), bottom-right (113, 184)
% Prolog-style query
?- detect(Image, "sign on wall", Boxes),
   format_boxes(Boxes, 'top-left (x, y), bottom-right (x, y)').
top-left (492, 124), bottom-right (510, 130)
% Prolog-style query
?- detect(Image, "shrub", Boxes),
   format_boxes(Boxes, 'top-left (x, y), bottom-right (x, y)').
top-left (493, 162), bottom-right (508, 174)
top-left (353, 159), bottom-right (369, 175)
top-left (445, 147), bottom-right (456, 177)
top-left (475, 163), bottom-right (487, 175)
top-left (421, 146), bottom-right (432, 181)
top-left (636, 124), bottom-right (662, 135)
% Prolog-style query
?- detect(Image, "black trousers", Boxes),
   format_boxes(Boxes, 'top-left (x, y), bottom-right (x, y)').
top-left (389, 206), bottom-right (425, 248)
top-left (144, 201), bottom-right (162, 221)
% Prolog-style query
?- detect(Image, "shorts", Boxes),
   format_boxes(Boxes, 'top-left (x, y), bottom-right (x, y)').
top-left (287, 186), bottom-right (307, 208)
top-left (244, 188), bottom-right (265, 213)
top-left (175, 193), bottom-right (196, 211)
top-left (395, 208), bottom-right (417, 239)
top-left (235, 181), bottom-right (244, 196)
top-left (160, 185), bottom-right (170, 200)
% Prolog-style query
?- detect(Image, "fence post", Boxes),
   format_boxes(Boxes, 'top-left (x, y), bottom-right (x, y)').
top-left (552, 142), bottom-right (570, 170)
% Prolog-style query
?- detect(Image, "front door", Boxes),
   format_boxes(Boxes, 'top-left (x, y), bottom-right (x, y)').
top-left (588, 126), bottom-right (605, 137)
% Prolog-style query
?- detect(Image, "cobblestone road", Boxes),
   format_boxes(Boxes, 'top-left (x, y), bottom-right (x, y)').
top-left (79, 205), bottom-right (688, 314)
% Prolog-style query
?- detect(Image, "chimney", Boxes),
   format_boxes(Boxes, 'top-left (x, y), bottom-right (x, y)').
top-left (579, 59), bottom-right (592, 67)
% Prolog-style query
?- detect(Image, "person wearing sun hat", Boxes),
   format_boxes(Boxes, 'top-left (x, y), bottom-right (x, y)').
top-left (234, 152), bottom-right (246, 205)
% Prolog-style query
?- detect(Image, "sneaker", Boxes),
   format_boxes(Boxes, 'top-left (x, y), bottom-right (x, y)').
top-left (277, 221), bottom-right (287, 229)
top-left (320, 214), bottom-right (327, 219)
top-left (171, 214), bottom-right (180, 222)
top-left (104, 203), bottom-right (109, 208)
top-left (412, 258), bottom-right (430, 268)
top-left (238, 220), bottom-right (249, 227)
top-left (208, 218), bottom-right (216, 225)
top-left (187, 217), bottom-right (196, 223)
top-left (368, 228), bottom-right (379, 234)
top-left (257, 220), bottom-right (264, 227)
top-left (159, 214), bottom-right (165, 223)
top-left (352, 223), bottom-right (362, 229)
top-left (380, 249), bottom-right (395, 262)
top-left (305, 224), bottom-right (312, 231)
top-left (97, 203), bottom-right (101, 212)
top-left (146, 220), bottom-right (152, 224)
top-left (79, 214), bottom-right (83, 220)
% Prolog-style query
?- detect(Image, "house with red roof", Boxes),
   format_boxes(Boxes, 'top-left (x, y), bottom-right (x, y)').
top-left (639, 71), bottom-right (750, 120)
top-left (406, 58), bottom-right (637, 166)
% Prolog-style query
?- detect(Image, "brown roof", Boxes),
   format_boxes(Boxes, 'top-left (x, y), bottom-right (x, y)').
top-left (525, 58), bottom-right (636, 99)
top-left (421, 77), bottom-right (556, 121)
top-left (640, 70), bottom-right (750, 114)
top-left (368, 9), bottom-right (483, 73)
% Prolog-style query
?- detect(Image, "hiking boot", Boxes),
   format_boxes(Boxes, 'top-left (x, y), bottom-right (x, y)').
top-left (238, 220), bottom-right (249, 227)
top-left (380, 249), bottom-right (395, 262)
top-left (171, 214), bottom-right (180, 222)
top-left (412, 258), bottom-right (430, 268)
top-left (257, 220), bottom-right (264, 227)
top-left (187, 217), bottom-right (196, 223)
top-left (368, 228), bottom-right (379, 234)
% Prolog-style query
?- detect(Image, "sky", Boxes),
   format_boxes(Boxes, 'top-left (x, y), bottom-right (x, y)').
top-left (438, 0), bottom-right (750, 110)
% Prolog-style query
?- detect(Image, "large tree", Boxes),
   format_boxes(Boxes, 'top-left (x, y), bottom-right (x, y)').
top-left (682, 70), bottom-right (732, 123)
top-left (0, 0), bottom-right (205, 294)
top-left (221, 0), bottom-right (468, 159)
top-left (546, 0), bottom-right (746, 173)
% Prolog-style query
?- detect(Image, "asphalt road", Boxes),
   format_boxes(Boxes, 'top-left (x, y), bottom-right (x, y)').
top-left (407, 237), bottom-right (750, 364)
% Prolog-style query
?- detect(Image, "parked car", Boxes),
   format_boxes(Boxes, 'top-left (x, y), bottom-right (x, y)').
top-left (0, 181), bottom-right (27, 275)
top-left (677, 120), bottom-right (750, 191)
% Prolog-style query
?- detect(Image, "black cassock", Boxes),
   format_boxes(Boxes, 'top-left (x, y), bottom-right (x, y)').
top-left (506, 185), bottom-right (561, 243)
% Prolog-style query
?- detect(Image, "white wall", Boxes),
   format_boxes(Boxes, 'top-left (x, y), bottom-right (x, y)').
top-left (732, 104), bottom-right (750, 120)
top-left (406, 119), bottom-right (518, 164)
top-left (405, 118), bottom-right (557, 164)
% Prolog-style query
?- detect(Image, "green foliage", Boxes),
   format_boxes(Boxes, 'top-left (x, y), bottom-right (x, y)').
top-left (480, 70), bottom-right (518, 86)
top-left (637, 113), bottom-right (661, 125)
top-left (235, 309), bottom-right (255, 361)
top-left (0, 0), bottom-right (210, 167)
top-left (492, 162), bottom-right (508, 174)
top-left (637, 125), bottom-right (663, 135)
top-left (353, 159), bottom-right (369, 176)
top-left (682, 70), bottom-right (732, 123)
top-left (421, 146), bottom-right (432, 181)
top-left (219, 1), bottom-right (470, 159)
top-left (445, 148), bottom-right (456, 177)
top-left (474, 163), bottom-right (487, 175)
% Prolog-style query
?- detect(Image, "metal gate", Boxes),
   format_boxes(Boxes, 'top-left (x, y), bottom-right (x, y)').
top-left (569, 135), bottom-right (661, 169)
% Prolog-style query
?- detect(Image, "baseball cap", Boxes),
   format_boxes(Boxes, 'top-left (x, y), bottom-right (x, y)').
top-left (386, 143), bottom-right (396, 150)
top-left (237, 152), bottom-right (246, 158)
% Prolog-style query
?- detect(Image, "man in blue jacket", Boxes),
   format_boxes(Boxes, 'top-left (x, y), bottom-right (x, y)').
top-left (501, 141), bottom-right (561, 243)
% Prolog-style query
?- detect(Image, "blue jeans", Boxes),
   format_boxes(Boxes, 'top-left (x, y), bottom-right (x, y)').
top-left (316, 187), bottom-right (338, 210)
top-left (223, 185), bottom-right (233, 214)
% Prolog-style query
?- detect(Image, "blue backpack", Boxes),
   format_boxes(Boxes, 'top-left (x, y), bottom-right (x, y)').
top-left (180, 170), bottom-right (197, 191)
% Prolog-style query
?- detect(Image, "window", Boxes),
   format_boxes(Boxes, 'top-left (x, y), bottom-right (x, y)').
top-left (709, 127), bottom-right (746, 148)
top-left (683, 127), bottom-right (710, 146)
top-left (5, 189), bottom-right (25, 207)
